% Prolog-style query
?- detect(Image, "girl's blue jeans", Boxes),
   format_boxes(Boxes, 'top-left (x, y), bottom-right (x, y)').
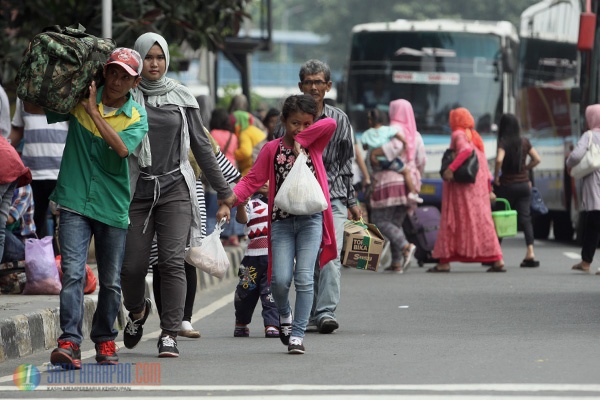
top-left (270, 213), bottom-right (323, 338)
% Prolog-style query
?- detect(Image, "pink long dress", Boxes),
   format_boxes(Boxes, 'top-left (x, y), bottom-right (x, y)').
top-left (432, 130), bottom-right (502, 264)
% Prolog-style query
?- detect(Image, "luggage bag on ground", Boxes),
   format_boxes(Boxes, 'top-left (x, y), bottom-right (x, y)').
top-left (402, 205), bottom-right (440, 266)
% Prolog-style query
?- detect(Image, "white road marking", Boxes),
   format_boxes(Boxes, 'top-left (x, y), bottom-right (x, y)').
top-left (2, 397), bottom-right (600, 400)
top-left (2, 383), bottom-right (600, 396)
top-left (563, 252), bottom-right (580, 260)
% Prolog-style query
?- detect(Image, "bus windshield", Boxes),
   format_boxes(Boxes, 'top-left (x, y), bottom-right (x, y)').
top-left (518, 37), bottom-right (577, 138)
top-left (347, 31), bottom-right (504, 135)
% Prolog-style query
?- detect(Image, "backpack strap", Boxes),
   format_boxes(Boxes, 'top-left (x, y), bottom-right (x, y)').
top-left (222, 132), bottom-right (234, 155)
top-left (39, 55), bottom-right (59, 105)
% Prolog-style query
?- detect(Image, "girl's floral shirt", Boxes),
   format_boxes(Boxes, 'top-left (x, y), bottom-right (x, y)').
top-left (272, 141), bottom-right (316, 221)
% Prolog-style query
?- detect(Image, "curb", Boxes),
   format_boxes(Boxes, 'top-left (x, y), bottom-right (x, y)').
top-left (0, 297), bottom-right (95, 363)
top-left (0, 245), bottom-right (245, 363)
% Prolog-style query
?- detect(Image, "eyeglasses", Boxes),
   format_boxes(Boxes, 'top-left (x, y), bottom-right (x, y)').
top-left (300, 79), bottom-right (328, 88)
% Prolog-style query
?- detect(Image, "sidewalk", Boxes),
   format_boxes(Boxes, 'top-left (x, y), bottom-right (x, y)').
top-left (0, 244), bottom-right (244, 363)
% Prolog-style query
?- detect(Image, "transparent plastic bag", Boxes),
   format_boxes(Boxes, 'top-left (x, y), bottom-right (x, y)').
top-left (274, 152), bottom-right (327, 215)
top-left (23, 236), bottom-right (61, 295)
top-left (184, 218), bottom-right (230, 279)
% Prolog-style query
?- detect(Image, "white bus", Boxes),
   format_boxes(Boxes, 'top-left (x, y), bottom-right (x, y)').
top-left (343, 19), bottom-right (519, 204)
top-left (518, 0), bottom-right (581, 241)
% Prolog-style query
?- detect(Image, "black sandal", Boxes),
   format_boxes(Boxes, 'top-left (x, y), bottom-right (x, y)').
top-left (520, 259), bottom-right (540, 268)
top-left (426, 265), bottom-right (450, 273)
top-left (486, 265), bottom-right (506, 273)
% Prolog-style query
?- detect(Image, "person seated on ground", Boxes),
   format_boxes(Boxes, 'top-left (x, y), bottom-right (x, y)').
top-left (361, 108), bottom-right (423, 203)
top-left (1, 184), bottom-right (36, 265)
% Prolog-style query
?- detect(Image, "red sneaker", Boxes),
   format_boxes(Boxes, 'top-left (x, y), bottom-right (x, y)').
top-left (50, 340), bottom-right (82, 369)
top-left (95, 340), bottom-right (119, 365)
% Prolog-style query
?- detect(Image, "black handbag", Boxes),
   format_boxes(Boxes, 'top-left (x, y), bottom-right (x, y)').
top-left (439, 149), bottom-right (479, 183)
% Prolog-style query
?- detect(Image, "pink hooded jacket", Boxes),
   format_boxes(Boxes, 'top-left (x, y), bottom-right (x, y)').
top-left (233, 117), bottom-right (337, 280)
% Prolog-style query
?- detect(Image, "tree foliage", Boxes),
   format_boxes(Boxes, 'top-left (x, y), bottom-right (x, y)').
top-left (0, 0), bottom-right (250, 86)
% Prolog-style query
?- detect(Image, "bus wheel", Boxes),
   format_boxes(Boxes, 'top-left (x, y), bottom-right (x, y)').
top-left (553, 211), bottom-right (574, 242)
top-left (533, 213), bottom-right (551, 240)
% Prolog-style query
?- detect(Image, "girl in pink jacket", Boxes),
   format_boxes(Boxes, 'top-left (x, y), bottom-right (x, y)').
top-left (232, 94), bottom-right (336, 354)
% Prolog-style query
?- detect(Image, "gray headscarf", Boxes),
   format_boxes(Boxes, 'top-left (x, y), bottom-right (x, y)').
top-left (129, 32), bottom-right (199, 167)
top-left (132, 32), bottom-right (198, 108)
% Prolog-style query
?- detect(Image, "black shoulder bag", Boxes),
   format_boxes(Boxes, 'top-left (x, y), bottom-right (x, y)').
top-left (439, 149), bottom-right (479, 183)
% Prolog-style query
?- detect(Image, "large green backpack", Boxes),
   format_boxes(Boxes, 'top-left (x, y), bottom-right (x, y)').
top-left (16, 24), bottom-right (115, 114)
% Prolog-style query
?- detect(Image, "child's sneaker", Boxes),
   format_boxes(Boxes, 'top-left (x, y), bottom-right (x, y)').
top-left (234, 324), bottom-right (249, 337)
top-left (50, 340), bottom-right (82, 369)
top-left (288, 337), bottom-right (305, 354)
top-left (279, 321), bottom-right (292, 345)
top-left (377, 156), bottom-right (406, 173)
top-left (408, 192), bottom-right (424, 204)
top-left (265, 325), bottom-right (279, 338)
top-left (95, 340), bottom-right (119, 365)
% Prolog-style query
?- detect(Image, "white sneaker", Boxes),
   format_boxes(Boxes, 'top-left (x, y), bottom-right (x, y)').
top-left (408, 192), bottom-right (424, 204)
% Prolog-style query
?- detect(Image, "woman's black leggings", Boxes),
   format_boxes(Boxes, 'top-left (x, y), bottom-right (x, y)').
top-left (494, 182), bottom-right (534, 246)
top-left (582, 210), bottom-right (600, 263)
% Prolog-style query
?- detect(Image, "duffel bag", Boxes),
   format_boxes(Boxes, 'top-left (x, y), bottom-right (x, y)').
top-left (16, 24), bottom-right (115, 114)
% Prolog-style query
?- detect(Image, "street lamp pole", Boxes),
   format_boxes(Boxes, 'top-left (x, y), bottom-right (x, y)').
top-left (102, 0), bottom-right (112, 38)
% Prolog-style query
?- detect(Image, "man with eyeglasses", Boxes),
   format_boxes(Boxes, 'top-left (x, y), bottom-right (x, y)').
top-left (274, 59), bottom-right (361, 334)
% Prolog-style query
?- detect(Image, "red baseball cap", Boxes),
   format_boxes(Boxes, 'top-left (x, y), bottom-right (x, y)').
top-left (104, 47), bottom-right (142, 76)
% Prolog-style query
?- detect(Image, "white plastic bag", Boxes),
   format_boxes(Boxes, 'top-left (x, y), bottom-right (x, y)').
top-left (274, 152), bottom-right (327, 215)
top-left (570, 131), bottom-right (600, 179)
top-left (184, 218), bottom-right (230, 279)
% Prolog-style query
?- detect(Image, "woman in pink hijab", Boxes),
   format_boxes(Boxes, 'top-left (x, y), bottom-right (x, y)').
top-left (566, 104), bottom-right (600, 273)
top-left (367, 100), bottom-right (426, 272)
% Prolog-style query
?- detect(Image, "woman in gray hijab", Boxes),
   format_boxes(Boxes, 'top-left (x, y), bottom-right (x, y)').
top-left (120, 32), bottom-right (235, 358)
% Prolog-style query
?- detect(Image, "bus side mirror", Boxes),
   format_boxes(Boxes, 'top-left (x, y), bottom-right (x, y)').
top-left (502, 48), bottom-right (515, 74)
top-left (578, 12), bottom-right (596, 51)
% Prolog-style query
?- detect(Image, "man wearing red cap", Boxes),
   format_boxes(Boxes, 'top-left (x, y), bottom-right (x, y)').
top-left (47, 47), bottom-right (148, 369)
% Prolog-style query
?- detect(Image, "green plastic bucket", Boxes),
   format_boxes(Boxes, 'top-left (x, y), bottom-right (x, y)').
top-left (492, 198), bottom-right (517, 238)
